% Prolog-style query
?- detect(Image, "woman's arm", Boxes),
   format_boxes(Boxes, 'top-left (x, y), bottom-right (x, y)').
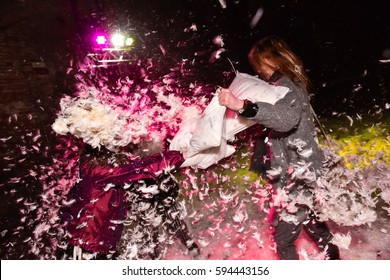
top-left (218, 79), bottom-right (303, 133)
top-left (251, 89), bottom-right (302, 132)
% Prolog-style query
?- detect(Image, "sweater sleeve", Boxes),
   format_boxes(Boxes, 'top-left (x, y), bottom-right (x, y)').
top-left (90, 150), bottom-right (185, 186)
top-left (250, 81), bottom-right (304, 133)
top-left (251, 92), bottom-right (301, 132)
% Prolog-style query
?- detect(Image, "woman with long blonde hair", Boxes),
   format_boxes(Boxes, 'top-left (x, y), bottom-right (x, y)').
top-left (218, 35), bottom-right (340, 260)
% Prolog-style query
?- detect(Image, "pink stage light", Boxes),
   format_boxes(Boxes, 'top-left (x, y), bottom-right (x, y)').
top-left (95, 35), bottom-right (107, 45)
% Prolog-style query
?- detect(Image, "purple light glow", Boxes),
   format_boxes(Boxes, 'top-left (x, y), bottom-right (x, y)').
top-left (95, 35), bottom-right (107, 45)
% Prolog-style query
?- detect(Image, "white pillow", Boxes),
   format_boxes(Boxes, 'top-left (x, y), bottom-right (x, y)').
top-left (185, 96), bottom-right (226, 158)
top-left (170, 72), bottom-right (289, 169)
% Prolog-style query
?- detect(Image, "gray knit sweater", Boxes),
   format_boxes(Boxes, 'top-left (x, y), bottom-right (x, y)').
top-left (250, 75), bottom-right (325, 189)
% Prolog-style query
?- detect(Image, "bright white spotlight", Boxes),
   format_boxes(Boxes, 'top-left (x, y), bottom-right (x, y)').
top-left (111, 33), bottom-right (125, 48)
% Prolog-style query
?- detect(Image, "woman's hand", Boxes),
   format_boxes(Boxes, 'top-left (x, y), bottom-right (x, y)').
top-left (217, 88), bottom-right (244, 111)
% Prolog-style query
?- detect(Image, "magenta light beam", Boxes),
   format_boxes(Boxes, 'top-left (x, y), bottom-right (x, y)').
top-left (96, 35), bottom-right (107, 45)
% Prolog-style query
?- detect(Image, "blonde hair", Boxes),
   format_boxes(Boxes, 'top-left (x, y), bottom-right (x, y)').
top-left (248, 36), bottom-right (311, 93)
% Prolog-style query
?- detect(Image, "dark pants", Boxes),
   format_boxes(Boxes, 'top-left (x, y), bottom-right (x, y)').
top-left (274, 215), bottom-right (340, 260)
top-left (249, 131), bottom-right (271, 177)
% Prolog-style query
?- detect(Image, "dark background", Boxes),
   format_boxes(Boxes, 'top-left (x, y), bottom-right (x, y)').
top-left (1, 0), bottom-right (389, 114)
top-left (69, 0), bottom-right (390, 116)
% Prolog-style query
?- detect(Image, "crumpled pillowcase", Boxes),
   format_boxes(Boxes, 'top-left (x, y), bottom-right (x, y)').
top-left (170, 72), bottom-right (289, 169)
top-left (224, 72), bottom-right (289, 141)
